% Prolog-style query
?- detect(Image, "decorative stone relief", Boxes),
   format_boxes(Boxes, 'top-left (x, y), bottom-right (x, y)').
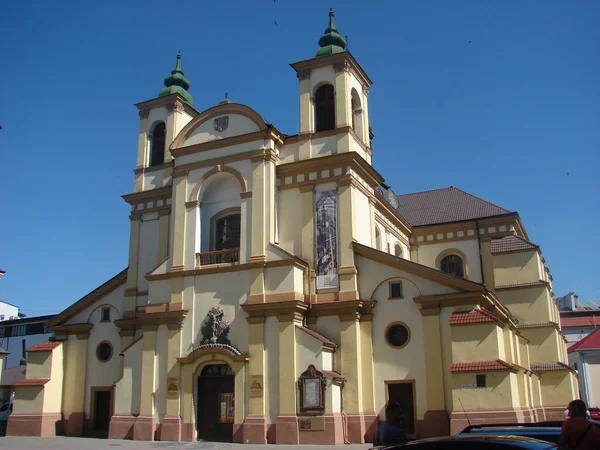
top-left (200, 306), bottom-right (231, 345)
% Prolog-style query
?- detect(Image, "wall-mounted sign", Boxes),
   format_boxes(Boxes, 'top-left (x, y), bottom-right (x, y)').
top-left (462, 384), bottom-right (474, 389)
top-left (249, 375), bottom-right (264, 398)
top-left (167, 377), bottom-right (179, 397)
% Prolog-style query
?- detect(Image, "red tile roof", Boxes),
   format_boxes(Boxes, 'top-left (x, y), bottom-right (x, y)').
top-left (495, 281), bottom-right (548, 290)
top-left (491, 235), bottom-right (539, 254)
top-left (451, 360), bottom-right (516, 373)
top-left (561, 315), bottom-right (600, 328)
top-left (449, 309), bottom-right (500, 326)
top-left (568, 328), bottom-right (600, 352)
top-left (26, 341), bottom-right (62, 352)
top-left (14, 378), bottom-right (50, 386)
top-left (296, 326), bottom-right (338, 348)
top-left (530, 362), bottom-right (572, 372)
top-left (395, 187), bottom-right (512, 227)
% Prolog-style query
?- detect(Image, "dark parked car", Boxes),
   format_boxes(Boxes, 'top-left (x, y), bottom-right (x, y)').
top-left (457, 422), bottom-right (562, 444)
top-left (370, 435), bottom-right (556, 449)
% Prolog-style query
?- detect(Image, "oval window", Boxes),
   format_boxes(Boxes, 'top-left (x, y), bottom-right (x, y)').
top-left (96, 342), bottom-right (113, 362)
top-left (385, 323), bottom-right (410, 348)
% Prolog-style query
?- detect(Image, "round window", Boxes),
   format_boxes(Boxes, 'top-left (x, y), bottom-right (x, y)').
top-left (96, 342), bottom-right (113, 362)
top-left (385, 323), bottom-right (410, 348)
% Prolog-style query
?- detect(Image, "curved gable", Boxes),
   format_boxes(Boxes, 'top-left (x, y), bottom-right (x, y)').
top-left (171, 103), bottom-right (268, 149)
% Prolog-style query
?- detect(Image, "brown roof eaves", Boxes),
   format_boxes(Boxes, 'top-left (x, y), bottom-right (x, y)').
top-left (495, 281), bottom-right (549, 291)
top-left (530, 362), bottom-right (574, 373)
top-left (14, 378), bottom-right (50, 387)
top-left (26, 341), bottom-right (62, 352)
top-left (353, 242), bottom-right (485, 293)
top-left (451, 359), bottom-right (518, 373)
top-left (47, 268), bottom-right (128, 328)
top-left (296, 325), bottom-right (338, 348)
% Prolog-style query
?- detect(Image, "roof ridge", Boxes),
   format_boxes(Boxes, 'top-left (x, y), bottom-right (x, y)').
top-left (568, 327), bottom-right (600, 352)
top-left (395, 186), bottom-right (455, 199)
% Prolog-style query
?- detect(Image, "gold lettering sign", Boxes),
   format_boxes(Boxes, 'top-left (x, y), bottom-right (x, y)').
top-left (249, 375), bottom-right (263, 398)
top-left (167, 377), bottom-right (179, 398)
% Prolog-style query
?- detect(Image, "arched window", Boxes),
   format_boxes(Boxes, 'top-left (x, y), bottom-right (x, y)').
top-left (440, 254), bottom-right (465, 278)
top-left (315, 85), bottom-right (335, 132)
top-left (351, 88), bottom-right (363, 140)
top-left (375, 227), bottom-right (381, 250)
top-left (149, 122), bottom-right (166, 167)
top-left (394, 244), bottom-right (403, 257)
top-left (213, 212), bottom-right (241, 251)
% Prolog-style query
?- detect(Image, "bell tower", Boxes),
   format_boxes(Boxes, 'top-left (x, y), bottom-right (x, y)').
top-left (133, 52), bottom-right (197, 193)
top-left (291, 9), bottom-right (373, 163)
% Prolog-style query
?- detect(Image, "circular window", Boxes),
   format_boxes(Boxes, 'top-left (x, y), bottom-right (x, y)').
top-left (385, 322), bottom-right (410, 349)
top-left (96, 341), bottom-right (113, 362)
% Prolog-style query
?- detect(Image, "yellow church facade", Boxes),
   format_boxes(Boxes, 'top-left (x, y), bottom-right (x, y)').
top-left (7, 10), bottom-right (577, 444)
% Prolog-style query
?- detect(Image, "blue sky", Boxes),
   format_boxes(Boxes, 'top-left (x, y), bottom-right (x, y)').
top-left (0, 0), bottom-right (598, 316)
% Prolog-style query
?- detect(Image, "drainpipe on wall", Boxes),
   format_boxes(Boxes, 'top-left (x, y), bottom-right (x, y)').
top-left (475, 220), bottom-right (486, 286)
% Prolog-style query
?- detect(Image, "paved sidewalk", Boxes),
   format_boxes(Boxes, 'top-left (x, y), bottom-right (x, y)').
top-left (0, 437), bottom-right (371, 450)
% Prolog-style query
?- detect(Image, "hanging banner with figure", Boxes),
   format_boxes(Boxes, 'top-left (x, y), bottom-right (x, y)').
top-left (315, 189), bottom-right (338, 289)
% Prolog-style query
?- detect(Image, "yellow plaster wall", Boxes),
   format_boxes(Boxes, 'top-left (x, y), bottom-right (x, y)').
top-left (12, 386), bottom-right (44, 414)
top-left (519, 327), bottom-right (561, 363)
top-left (277, 189), bottom-right (302, 256)
top-left (114, 337), bottom-right (142, 415)
top-left (313, 316), bottom-right (341, 350)
top-left (539, 371), bottom-right (577, 407)
top-left (451, 372), bottom-right (515, 409)
top-left (26, 352), bottom-right (52, 380)
top-left (67, 284), bottom-right (126, 325)
top-left (183, 114), bottom-right (260, 147)
top-left (137, 214), bottom-right (160, 292)
top-left (176, 139), bottom-right (266, 167)
top-left (190, 272), bottom-right (250, 353)
top-left (43, 345), bottom-right (64, 413)
top-left (62, 334), bottom-right (87, 417)
top-left (264, 316), bottom-right (280, 425)
top-left (451, 324), bottom-right (503, 363)
top-left (493, 251), bottom-right (541, 286)
top-left (265, 266), bottom-right (303, 294)
top-left (415, 239), bottom-right (483, 283)
top-left (355, 255), bottom-right (457, 299)
top-left (496, 286), bottom-right (552, 324)
top-left (154, 325), bottom-right (169, 421)
top-left (370, 275), bottom-right (428, 420)
top-left (352, 187), bottom-right (372, 246)
top-left (84, 315), bottom-right (123, 415)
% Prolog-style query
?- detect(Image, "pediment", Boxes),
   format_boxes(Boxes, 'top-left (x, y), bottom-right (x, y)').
top-left (171, 103), bottom-right (268, 149)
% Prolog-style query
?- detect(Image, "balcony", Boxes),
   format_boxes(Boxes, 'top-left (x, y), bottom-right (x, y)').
top-left (196, 248), bottom-right (240, 267)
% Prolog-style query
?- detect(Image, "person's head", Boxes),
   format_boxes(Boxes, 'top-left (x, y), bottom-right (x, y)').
top-left (385, 402), bottom-right (404, 427)
top-left (568, 399), bottom-right (588, 418)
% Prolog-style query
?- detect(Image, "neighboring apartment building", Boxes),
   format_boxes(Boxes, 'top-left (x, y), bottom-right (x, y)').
top-left (0, 301), bottom-right (24, 323)
top-left (557, 292), bottom-right (600, 409)
top-left (7, 10), bottom-right (577, 443)
top-left (0, 315), bottom-right (56, 370)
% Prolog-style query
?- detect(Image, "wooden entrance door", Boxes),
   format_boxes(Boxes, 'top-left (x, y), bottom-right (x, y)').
top-left (91, 388), bottom-right (112, 437)
top-left (197, 364), bottom-right (235, 442)
top-left (386, 381), bottom-right (416, 435)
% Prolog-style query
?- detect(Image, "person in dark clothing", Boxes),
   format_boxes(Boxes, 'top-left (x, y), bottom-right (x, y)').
top-left (373, 402), bottom-right (409, 446)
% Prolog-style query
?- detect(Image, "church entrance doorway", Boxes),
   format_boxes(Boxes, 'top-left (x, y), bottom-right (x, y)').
top-left (196, 364), bottom-right (235, 442)
top-left (90, 387), bottom-right (113, 438)
top-left (386, 380), bottom-right (416, 435)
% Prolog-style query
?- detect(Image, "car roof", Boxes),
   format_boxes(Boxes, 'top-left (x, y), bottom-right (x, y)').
top-left (398, 435), bottom-right (555, 444)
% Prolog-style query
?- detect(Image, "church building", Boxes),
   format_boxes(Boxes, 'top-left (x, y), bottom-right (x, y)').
top-left (7, 10), bottom-right (578, 444)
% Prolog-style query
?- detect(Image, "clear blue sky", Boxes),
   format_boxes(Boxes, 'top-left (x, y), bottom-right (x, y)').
top-left (1, 1), bottom-right (598, 317)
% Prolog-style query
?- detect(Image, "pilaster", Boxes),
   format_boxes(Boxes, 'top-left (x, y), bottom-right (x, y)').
top-left (420, 308), bottom-right (450, 437)
top-left (337, 181), bottom-right (358, 300)
top-left (171, 175), bottom-right (187, 271)
top-left (125, 217), bottom-right (141, 313)
top-left (300, 186), bottom-right (315, 266)
top-left (134, 326), bottom-right (157, 440)
top-left (136, 113), bottom-right (149, 177)
top-left (165, 101), bottom-right (183, 163)
top-left (298, 70), bottom-right (313, 135)
top-left (250, 157), bottom-right (267, 259)
top-left (62, 334), bottom-right (88, 436)
top-left (161, 326), bottom-right (182, 441)
top-left (243, 318), bottom-right (267, 443)
top-left (340, 315), bottom-right (365, 443)
top-left (276, 315), bottom-right (300, 444)
top-left (157, 210), bottom-right (170, 263)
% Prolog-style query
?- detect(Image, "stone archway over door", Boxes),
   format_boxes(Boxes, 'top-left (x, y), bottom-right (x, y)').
top-left (197, 364), bottom-right (235, 442)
